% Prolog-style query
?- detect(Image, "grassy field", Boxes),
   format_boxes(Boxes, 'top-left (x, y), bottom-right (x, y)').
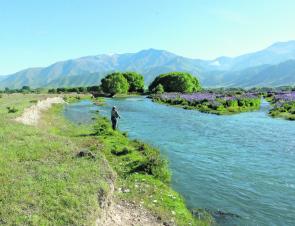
top-left (0, 94), bottom-right (114, 225)
top-left (0, 93), bottom-right (212, 225)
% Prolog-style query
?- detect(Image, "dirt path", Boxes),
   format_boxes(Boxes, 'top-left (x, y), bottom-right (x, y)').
top-left (95, 175), bottom-right (164, 226)
top-left (15, 97), bottom-right (65, 125)
top-left (96, 199), bottom-right (163, 226)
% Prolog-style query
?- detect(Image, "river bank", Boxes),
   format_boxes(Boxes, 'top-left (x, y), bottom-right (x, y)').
top-left (149, 93), bottom-right (261, 115)
top-left (0, 94), bottom-right (211, 225)
top-left (266, 91), bottom-right (295, 120)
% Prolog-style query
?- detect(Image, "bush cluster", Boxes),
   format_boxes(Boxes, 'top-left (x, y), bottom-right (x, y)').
top-left (0, 86), bottom-right (45, 94)
top-left (48, 85), bottom-right (101, 94)
top-left (149, 72), bottom-right (201, 93)
top-left (101, 72), bottom-right (144, 95)
top-left (153, 93), bottom-right (261, 115)
top-left (101, 72), bottom-right (130, 95)
top-left (269, 101), bottom-right (295, 120)
top-left (7, 106), bottom-right (18, 113)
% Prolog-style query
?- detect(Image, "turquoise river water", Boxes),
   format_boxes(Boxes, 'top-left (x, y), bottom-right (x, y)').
top-left (64, 97), bottom-right (295, 226)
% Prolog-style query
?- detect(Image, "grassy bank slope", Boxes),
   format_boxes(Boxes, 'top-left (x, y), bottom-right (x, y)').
top-left (0, 94), bottom-right (113, 225)
top-left (0, 94), bottom-right (212, 225)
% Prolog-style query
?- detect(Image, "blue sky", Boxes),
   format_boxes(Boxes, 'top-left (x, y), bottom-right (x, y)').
top-left (1, 0), bottom-right (295, 74)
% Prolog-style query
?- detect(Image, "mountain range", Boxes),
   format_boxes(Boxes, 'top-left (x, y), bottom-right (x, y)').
top-left (1, 41), bottom-right (295, 89)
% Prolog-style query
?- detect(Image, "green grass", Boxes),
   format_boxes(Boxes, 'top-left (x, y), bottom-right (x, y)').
top-left (0, 93), bottom-right (212, 226)
top-left (112, 93), bottom-right (143, 98)
top-left (62, 94), bottom-right (93, 103)
top-left (0, 94), bottom-right (113, 225)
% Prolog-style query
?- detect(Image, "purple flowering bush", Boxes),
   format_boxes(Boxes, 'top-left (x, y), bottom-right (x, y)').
top-left (269, 91), bottom-right (295, 120)
top-left (151, 91), bottom-right (261, 115)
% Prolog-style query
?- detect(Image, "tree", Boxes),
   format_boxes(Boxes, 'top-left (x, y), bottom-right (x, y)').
top-left (77, 87), bottom-right (87, 93)
top-left (86, 85), bottom-right (101, 92)
top-left (122, 72), bottom-right (144, 93)
top-left (57, 87), bottom-right (66, 93)
top-left (48, 88), bottom-right (56, 93)
top-left (153, 84), bottom-right (164, 94)
top-left (101, 72), bottom-right (129, 95)
top-left (22, 86), bottom-right (31, 91)
top-left (149, 72), bottom-right (201, 93)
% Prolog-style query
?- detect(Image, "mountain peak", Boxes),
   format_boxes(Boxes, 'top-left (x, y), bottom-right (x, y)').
top-left (1, 40), bottom-right (295, 89)
top-left (267, 40), bottom-right (295, 51)
top-left (136, 48), bottom-right (175, 56)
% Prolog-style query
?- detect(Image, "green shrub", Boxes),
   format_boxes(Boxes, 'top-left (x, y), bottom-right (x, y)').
top-left (101, 72), bottom-right (129, 95)
top-left (93, 117), bottom-right (114, 136)
top-left (217, 105), bottom-right (225, 111)
top-left (134, 140), bottom-right (149, 152)
top-left (226, 100), bottom-right (238, 107)
top-left (290, 108), bottom-right (295, 114)
top-left (7, 106), bottom-right (18, 113)
top-left (122, 72), bottom-right (144, 93)
top-left (111, 147), bottom-right (131, 156)
top-left (48, 88), bottom-right (56, 93)
top-left (149, 72), bottom-right (201, 93)
top-left (144, 148), bottom-right (171, 183)
top-left (153, 84), bottom-right (164, 94)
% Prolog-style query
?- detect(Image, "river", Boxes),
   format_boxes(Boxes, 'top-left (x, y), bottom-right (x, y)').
top-left (64, 97), bottom-right (295, 226)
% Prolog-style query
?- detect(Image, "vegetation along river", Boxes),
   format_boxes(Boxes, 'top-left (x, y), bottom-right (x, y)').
top-left (64, 97), bottom-right (295, 226)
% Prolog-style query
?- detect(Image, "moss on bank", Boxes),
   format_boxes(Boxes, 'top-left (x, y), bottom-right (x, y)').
top-left (0, 94), bottom-right (212, 225)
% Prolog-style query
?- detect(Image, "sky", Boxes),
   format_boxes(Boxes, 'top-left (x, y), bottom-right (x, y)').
top-left (1, 0), bottom-right (295, 75)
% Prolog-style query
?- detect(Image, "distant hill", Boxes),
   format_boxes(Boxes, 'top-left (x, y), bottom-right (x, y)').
top-left (0, 75), bottom-right (8, 82)
top-left (203, 60), bottom-right (295, 87)
top-left (1, 41), bottom-right (295, 89)
top-left (0, 49), bottom-right (207, 89)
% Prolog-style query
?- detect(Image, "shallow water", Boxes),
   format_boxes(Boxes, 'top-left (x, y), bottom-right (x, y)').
top-left (64, 97), bottom-right (295, 226)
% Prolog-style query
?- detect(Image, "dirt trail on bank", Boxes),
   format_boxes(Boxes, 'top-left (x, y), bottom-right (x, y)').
top-left (97, 199), bottom-right (163, 226)
top-left (96, 176), bottom-right (163, 226)
top-left (15, 97), bottom-right (65, 125)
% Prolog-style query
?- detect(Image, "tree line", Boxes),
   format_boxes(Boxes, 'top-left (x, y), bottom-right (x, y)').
top-left (45, 71), bottom-right (202, 95)
top-left (2, 71), bottom-right (294, 95)
top-left (99, 71), bottom-right (201, 95)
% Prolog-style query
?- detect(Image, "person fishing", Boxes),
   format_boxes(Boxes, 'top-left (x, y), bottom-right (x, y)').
top-left (111, 106), bottom-right (120, 130)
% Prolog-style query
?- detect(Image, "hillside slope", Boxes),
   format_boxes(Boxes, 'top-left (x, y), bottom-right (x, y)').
top-left (1, 41), bottom-right (295, 88)
top-left (206, 60), bottom-right (295, 87)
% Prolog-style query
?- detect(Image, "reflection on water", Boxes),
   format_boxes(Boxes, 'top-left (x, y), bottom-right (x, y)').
top-left (64, 97), bottom-right (295, 226)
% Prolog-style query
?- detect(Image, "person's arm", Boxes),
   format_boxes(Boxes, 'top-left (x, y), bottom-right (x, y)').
top-left (116, 110), bottom-right (121, 118)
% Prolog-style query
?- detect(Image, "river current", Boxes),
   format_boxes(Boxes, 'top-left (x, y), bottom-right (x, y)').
top-left (64, 97), bottom-right (295, 226)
